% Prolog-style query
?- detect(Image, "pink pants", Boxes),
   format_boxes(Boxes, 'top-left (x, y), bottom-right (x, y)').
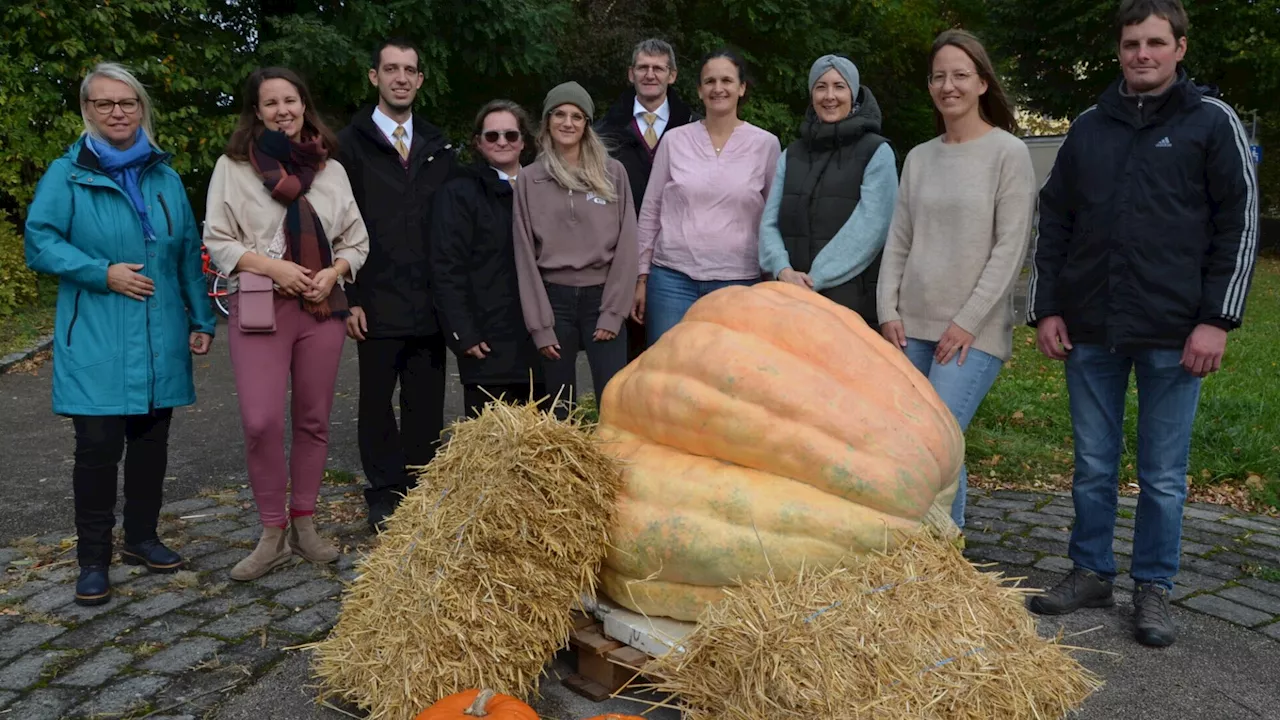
top-left (228, 292), bottom-right (346, 528)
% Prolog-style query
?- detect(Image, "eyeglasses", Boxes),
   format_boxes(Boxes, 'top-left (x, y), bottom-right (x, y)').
top-left (927, 70), bottom-right (977, 88)
top-left (88, 98), bottom-right (141, 114)
top-left (482, 130), bottom-right (522, 144)
top-left (634, 63), bottom-right (670, 76)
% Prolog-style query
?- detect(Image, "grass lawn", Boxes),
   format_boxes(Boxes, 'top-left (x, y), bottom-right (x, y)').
top-left (969, 255), bottom-right (1280, 511)
top-left (0, 280), bottom-right (57, 359)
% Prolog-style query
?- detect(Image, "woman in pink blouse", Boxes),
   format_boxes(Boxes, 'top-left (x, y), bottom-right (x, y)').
top-left (630, 48), bottom-right (782, 345)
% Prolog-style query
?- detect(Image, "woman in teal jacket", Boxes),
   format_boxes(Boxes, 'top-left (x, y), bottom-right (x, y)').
top-left (24, 62), bottom-right (216, 608)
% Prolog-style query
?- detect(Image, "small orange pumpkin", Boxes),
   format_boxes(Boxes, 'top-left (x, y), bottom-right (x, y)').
top-left (414, 688), bottom-right (537, 720)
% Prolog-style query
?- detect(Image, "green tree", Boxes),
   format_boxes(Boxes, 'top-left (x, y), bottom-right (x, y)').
top-left (979, 0), bottom-right (1278, 213)
top-left (0, 0), bottom-right (255, 222)
top-left (255, 0), bottom-right (574, 143)
top-left (565, 0), bottom-right (978, 161)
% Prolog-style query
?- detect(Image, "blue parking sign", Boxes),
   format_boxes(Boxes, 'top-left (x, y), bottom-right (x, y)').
top-left (1250, 144), bottom-right (1262, 165)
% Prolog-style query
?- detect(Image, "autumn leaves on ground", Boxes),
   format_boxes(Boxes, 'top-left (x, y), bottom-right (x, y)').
top-left (968, 256), bottom-right (1280, 515)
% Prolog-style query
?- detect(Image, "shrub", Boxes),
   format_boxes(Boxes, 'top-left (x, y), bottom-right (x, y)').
top-left (0, 218), bottom-right (37, 317)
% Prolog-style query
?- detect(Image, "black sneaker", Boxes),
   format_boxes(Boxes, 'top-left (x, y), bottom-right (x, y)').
top-left (1028, 568), bottom-right (1115, 615)
top-left (74, 566), bottom-right (111, 607)
top-left (1133, 583), bottom-right (1177, 647)
top-left (120, 538), bottom-right (185, 574)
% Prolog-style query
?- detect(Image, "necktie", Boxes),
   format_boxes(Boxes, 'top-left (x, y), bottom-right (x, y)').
top-left (392, 125), bottom-right (409, 161)
top-left (642, 112), bottom-right (658, 149)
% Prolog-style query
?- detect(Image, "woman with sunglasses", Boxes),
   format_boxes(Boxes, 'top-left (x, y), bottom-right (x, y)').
top-left (513, 81), bottom-right (638, 420)
top-left (430, 100), bottom-right (545, 417)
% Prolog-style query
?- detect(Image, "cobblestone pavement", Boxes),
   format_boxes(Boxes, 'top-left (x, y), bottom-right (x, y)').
top-left (962, 488), bottom-right (1280, 640)
top-left (1, 484), bottom-right (1278, 719)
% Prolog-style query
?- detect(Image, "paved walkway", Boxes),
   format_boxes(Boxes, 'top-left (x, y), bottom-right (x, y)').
top-left (1, 483), bottom-right (1279, 719)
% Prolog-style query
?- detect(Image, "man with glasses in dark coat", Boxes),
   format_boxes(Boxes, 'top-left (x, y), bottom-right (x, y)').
top-left (596, 38), bottom-right (699, 362)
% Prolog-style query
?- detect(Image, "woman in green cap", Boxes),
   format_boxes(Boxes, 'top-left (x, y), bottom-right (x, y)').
top-left (511, 81), bottom-right (639, 420)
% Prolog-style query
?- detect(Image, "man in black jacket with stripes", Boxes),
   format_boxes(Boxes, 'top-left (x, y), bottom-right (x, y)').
top-left (1025, 0), bottom-right (1259, 648)
top-left (337, 38), bottom-right (458, 532)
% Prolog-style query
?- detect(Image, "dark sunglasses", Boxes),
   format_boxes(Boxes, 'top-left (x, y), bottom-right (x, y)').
top-left (481, 130), bottom-right (521, 143)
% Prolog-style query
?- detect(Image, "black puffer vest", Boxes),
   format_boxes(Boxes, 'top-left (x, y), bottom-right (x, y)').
top-left (778, 86), bottom-right (888, 320)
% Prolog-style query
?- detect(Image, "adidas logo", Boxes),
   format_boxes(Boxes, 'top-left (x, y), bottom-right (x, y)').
top-left (1155, 136), bottom-right (1172, 148)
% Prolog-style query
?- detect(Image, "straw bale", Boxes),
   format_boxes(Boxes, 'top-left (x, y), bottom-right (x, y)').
top-left (303, 400), bottom-right (623, 720)
top-left (643, 530), bottom-right (1101, 719)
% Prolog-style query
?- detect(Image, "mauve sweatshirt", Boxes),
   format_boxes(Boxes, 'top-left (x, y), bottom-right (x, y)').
top-left (512, 156), bottom-right (639, 348)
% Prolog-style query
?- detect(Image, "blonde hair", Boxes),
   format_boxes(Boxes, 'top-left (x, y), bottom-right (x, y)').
top-left (535, 117), bottom-right (617, 202)
top-left (79, 62), bottom-right (157, 147)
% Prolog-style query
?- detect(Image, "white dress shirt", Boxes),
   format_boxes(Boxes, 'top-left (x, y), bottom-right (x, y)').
top-left (372, 106), bottom-right (413, 148)
top-left (633, 97), bottom-right (670, 141)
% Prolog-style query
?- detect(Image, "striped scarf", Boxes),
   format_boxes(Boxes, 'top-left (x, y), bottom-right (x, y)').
top-left (249, 128), bottom-right (349, 320)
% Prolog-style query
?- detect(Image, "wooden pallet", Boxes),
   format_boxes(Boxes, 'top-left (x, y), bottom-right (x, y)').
top-left (561, 613), bottom-right (657, 701)
top-left (560, 598), bottom-right (697, 702)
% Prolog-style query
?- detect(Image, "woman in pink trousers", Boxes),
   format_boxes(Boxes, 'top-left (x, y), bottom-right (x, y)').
top-left (203, 66), bottom-right (369, 581)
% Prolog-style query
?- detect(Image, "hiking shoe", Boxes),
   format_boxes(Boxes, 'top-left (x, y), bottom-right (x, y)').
top-left (120, 538), bottom-right (185, 574)
top-left (1133, 583), bottom-right (1177, 647)
top-left (1028, 568), bottom-right (1115, 615)
top-left (74, 566), bottom-right (111, 607)
top-left (367, 498), bottom-right (394, 534)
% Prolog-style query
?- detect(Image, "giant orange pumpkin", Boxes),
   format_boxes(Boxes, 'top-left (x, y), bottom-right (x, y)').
top-left (596, 281), bottom-right (964, 621)
top-left (414, 688), bottom-right (537, 720)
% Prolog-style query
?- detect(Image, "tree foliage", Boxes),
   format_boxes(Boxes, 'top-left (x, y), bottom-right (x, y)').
top-left (979, 0), bottom-right (1278, 213)
top-left (0, 0), bottom-right (253, 219)
top-left (2, 0), bottom-right (1275, 235)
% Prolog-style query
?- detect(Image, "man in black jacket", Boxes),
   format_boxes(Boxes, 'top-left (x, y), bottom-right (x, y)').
top-left (595, 38), bottom-right (698, 361)
top-left (336, 38), bottom-right (458, 532)
top-left (1025, 0), bottom-right (1258, 648)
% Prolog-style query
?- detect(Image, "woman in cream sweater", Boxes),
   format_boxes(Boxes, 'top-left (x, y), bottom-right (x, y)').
top-left (203, 66), bottom-right (368, 580)
top-left (876, 30), bottom-right (1037, 529)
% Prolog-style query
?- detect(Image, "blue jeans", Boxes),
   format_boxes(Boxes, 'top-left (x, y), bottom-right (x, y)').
top-left (1065, 344), bottom-right (1201, 591)
top-left (645, 265), bottom-right (758, 345)
top-left (904, 339), bottom-right (1004, 528)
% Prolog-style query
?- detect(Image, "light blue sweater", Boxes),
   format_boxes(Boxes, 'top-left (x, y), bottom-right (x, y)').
top-left (758, 143), bottom-right (898, 291)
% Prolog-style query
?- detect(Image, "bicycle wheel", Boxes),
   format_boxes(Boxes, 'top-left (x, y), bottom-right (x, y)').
top-left (209, 273), bottom-right (230, 318)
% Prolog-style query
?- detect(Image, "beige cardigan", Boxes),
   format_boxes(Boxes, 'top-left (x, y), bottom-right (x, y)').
top-left (202, 154), bottom-right (369, 292)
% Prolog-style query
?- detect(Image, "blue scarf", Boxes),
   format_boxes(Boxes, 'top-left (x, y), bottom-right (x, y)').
top-left (87, 128), bottom-right (157, 240)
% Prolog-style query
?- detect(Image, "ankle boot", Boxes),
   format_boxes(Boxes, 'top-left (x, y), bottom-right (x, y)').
top-left (230, 526), bottom-right (293, 581)
top-left (288, 515), bottom-right (338, 564)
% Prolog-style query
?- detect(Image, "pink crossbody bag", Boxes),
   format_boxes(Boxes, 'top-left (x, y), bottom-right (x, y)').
top-left (236, 272), bottom-right (277, 333)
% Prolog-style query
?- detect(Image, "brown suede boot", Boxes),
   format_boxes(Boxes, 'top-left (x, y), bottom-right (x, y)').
top-left (230, 526), bottom-right (293, 581)
top-left (288, 515), bottom-right (338, 564)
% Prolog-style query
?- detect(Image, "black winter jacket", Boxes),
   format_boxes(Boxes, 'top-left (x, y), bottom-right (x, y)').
top-left (595, 90), bottom-right (699, 213)
top-left (1027, 71), bottom-right (1259, 350)
top-left (428, 164), bottom-right (541, 387)
top-left (336, 106), bottom-right (459, 338)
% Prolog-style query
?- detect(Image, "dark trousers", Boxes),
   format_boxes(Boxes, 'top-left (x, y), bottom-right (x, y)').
top-left (71, 409), bottom-right (173, 567)
top-left (541, 283), bottom-right (629, 421)
top-left (357, 334), bottom-right (447, 506)
top-left (462, 382), bottom-right (549, 419)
